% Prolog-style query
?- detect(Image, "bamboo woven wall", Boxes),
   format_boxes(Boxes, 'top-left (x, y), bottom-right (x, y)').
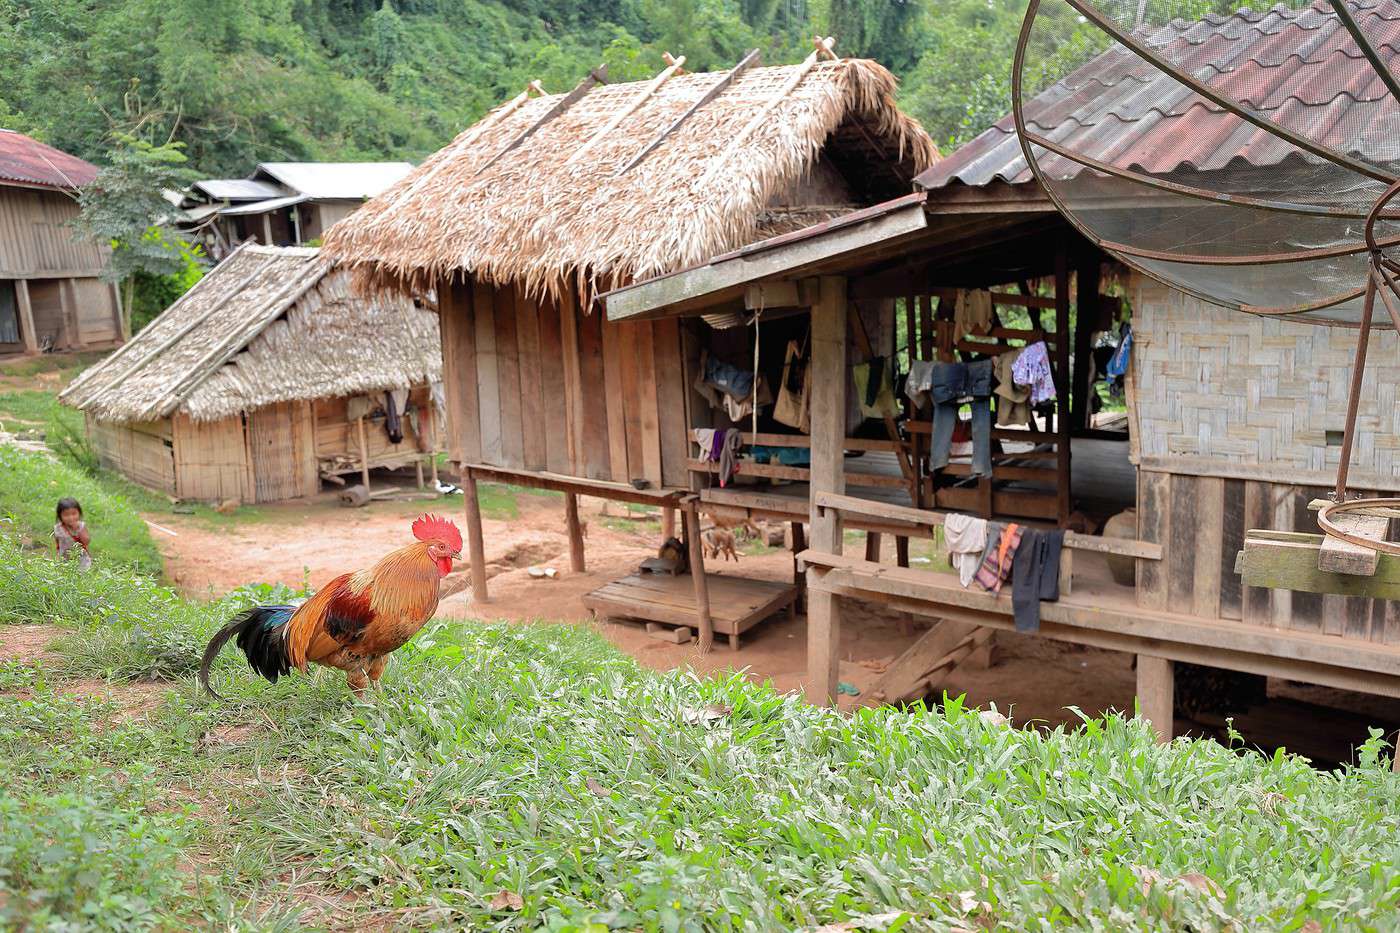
top-left (87, 415), bottom-right (176, 494)
top-left (1130, 273), bottom-right (1400, 490)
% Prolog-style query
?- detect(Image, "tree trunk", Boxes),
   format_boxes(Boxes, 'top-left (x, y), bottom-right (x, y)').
top-left (121, 277), bottom-right (135, 341)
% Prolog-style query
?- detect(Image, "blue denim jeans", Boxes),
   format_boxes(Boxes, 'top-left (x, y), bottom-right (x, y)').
top-left (929, 359), bottom-right (993, 477)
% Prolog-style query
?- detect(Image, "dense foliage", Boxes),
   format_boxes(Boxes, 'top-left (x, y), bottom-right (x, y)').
top-left (0, 0), bottom-right (1118, 175)
top-left (3, 528), bottom-right (1400, 927)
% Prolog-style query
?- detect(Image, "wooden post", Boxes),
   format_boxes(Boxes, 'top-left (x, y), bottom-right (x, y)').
top-left (109, 282), bottom-right (125, 342)
top-left (15, 280), bottom-right (37, 354)
top-left (1136, 654), bottom-right (1173, 744)
top-left (1072, 255), bottom-right (1101, 432)
top-left (806, 276), bottom-right (847, 706)
top-left (1054, 248), bottom-right (1073, 526)
top-left (262, 213), bottom-right (274, 246)
top-left (355, 415), bottom-right (371, 494)
top-left (895, 536), bottom-right (909, 568)
top-left (59, 279), bottom-right (79, 350)
top-left (791, 521), bottom-right (806, 613)
top-left (416, 458), bottom-right (425, 489)
top-left (565, 492), bottom-right (586, 573)
top-left (662, 507), bottom-right (676, 541)
top-left (461, 467), bottom-right (490, 603)
top-left (864, 531), bottom-right (882, 563)
top-left (683, 504), bottom-right (714, 653)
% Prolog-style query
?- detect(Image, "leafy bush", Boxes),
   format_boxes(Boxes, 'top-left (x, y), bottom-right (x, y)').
top-left (0, 445), bottom-right (163, 577)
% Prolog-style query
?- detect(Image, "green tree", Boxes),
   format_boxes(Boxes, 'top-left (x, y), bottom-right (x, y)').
top-left (71, 134), bottom-right (197, 339)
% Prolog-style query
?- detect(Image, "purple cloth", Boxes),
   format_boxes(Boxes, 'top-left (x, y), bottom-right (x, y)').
top-left (711, 429), bottom-right (727, 461)
top-left (1012, 341), bottom-right (1055, 405)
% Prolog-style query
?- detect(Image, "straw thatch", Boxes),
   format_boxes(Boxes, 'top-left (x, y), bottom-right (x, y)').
top-left (61, 244), bottom-right (441, 423)
top-left (322, 58), bottom-right (936, 298)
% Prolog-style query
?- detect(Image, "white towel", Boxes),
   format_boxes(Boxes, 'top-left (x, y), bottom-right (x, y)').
top-left (943, 512), bottom-right (988, 587)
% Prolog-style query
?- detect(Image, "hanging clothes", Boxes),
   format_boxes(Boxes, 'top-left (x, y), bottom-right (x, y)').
top-left (852, 357), bottom-right (900, 420)
top-left (717, 429), bottom-right (743, 487)
top-left (992, 349), bottom-right (1032, 427)
top-left (974, 522), bottom-right (1022, 594)
top-left (692, 428), bottom-right (719, 460)
top-left (383, 390), bottom-right (405, 444)
top-left (1012, 341), bottom-right (1056, 405)
top-left (953, 289), bottom-right (994, 342)
top-left (1011, 529), bottom-right (1064, 633)
top-left (905, 359), bottom-right (936, 411)
top-left (773, 338), bottom-right (811, 432)
top-left (1106, 325), bottom-right (1133, 378)
top-left (943, 513), bottom-right (988, 588)
top-left (928, 359), bottom-right (994, 477)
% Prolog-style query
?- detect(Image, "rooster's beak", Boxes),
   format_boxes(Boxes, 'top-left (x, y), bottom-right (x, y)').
top-left (452, 549), bottom-right (462, 560)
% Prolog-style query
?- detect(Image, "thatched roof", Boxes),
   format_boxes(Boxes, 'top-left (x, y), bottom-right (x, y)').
top-left (61, 245), bottom-right (441, 424)
top-left (322, 57), bottom-right (936, 298)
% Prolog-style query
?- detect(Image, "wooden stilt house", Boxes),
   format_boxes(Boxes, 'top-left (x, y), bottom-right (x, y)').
top-left (323, 45), bottom-right (938, 648)
top-left (60, 245), bottom-right (443, 503)
top-left (604, 4), bottom-right (1400, 737)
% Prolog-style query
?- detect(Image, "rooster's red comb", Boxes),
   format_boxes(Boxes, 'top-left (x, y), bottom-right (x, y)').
top-left (412, 513), bottom-right (463, 552)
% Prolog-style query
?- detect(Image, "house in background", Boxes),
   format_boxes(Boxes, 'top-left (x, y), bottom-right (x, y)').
top-left (60, 244), bottom-right (443, 504)
top-left (0, 129), bottom-right (123, 358)
top-left (180, 161), bottom-right (413, 258)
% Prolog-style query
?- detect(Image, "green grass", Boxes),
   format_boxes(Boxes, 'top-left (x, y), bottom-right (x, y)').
top-left (0, 350), bottom-right (108, 382)
top-left (0, 445), bottom-right (164, 577)
top-left (0, 388), bottom-right (63, 427)
top-left (4, 532), bottom-right (1400, 929)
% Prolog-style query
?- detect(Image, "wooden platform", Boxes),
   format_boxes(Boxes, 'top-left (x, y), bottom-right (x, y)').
top-left (583, 572), bottom-right (797, 650)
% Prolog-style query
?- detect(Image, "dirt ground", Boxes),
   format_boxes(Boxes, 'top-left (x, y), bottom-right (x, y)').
top-left (147, 483), bottom-right (1137, 728)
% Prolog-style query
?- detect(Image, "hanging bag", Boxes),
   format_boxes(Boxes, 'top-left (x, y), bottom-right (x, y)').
top-left (773, 336), bottom-right (811, 432)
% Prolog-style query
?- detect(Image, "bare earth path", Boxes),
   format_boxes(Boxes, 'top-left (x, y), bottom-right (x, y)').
top-left (146, 488), bottom-right (1137, 725)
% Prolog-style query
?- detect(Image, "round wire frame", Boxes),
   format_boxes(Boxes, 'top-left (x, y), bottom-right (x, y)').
top-left (1012, 0), bottom-right (1400, 553)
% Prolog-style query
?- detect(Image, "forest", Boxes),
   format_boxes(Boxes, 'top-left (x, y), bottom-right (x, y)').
top-left (0, 0), bottom-right (1052, 176)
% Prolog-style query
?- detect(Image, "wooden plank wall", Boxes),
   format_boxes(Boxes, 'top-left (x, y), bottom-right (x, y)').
top-left (71, 278), bottom-right (119, 345)
top-left (89, 415), bottom-right (177, 495)
top-left (0, 188), bottom-right (109, 277)
top-left (1137, 470), bottom-right (1400, 645)
top-left (171, 414), bottom-right (250, 502)
top-left (441, 278), bottom-right (687, 488)
top-left (312, 389), bottom-right (435, 465)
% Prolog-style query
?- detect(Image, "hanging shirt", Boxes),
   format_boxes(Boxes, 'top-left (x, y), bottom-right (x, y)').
top-left (943, 513), bottom-right (988, 587)
top-left (1012, 341), bottom-right (1056, 405)
top-left (993, 350), bottom-right (1031, 427)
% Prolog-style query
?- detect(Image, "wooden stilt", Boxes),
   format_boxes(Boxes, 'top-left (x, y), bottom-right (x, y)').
top-left (790, 521), bottom-right (806, 613)
top-left (864, 531), bottom-right (882, 563)
top-left (806, 276), bottom-right (847, 707)
top-left (565, 492), bottom-right (586, 573)
top-left (416, 458), bottom-right (425, 490)
top-left (462, 468), bottom-right (490, 603)
top-left (683, 505), bottom-right (714, 653)
top-left (895, 536), bottom-right (909, 568)
top-left (356, 416), bottom-right (371, 495)
top-left (1136, 654), bottom-right (1173, 744)
top-left (15, 280), bottom-right (37, 354)
top-left (662, 507), bottom-right (676, 541)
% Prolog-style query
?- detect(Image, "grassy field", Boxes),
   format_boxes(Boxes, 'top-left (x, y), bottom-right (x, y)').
top-left (4, 527), bottom-right (1400, 929)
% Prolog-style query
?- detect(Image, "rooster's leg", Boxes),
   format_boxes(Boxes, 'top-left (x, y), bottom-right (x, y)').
top-left (367, 655), bottom-right (387, 688)
top-left (346, 666), bottom-right (370, 695)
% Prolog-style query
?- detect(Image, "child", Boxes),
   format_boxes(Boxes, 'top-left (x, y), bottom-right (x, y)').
top-left (53, 497), bottom-right (93, 572)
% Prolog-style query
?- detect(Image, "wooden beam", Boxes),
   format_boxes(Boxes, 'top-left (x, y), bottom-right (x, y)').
top-left (802, 549), bottom-right (1400, 677)
top-left (683, 504), bottom-right (714, 652)
top-left (565, 56), bottom-right (685, 167)
top-left (355, 415), bottom-right (371, 494)
top-left (1317, 512), bottom-right (1388, 576)
top-left (604, 200), bottom-right (928, 321)
top-left (1136, 655), bottom-right (1174, 744)
top-left (476, 65), bottom-right (607, 177)
top-left (1072, 255), bottom-right (1100, 432)
top-left (813, 491), bottom-right (1163, 560)
top-left (1239, 530), bottom-right (1400, 599)
top-left (565, 492), bottom-right (586, 573)
top-left (862, 619), bottom-right (981, 706)
top-left (464, 463), bottom-right (686, 508)
top-left (462, 468), bottom-right (490, 603)
top-left (806, 276), bottom-right (847, 707)
top-left (619, 48), bottom-right (760, 175)
top-left (15, 279), bottom-right (37, 353)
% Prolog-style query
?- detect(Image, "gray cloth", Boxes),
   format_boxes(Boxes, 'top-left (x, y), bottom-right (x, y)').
top-left (1012, 529), bottom-right (1064, 633)
top-left (905, 359), bottom-right (936, 410)
top-left (718, 429), bottom-right (743, 487)
top-left (943, 512), bottom-right (987, 587)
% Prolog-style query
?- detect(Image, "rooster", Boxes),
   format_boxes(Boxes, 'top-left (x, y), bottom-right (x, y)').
top-left (199, 514), bottom-right (463, 697)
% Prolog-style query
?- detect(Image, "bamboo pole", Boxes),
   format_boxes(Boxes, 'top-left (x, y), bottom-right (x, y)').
top-left (565, 54), bottom-right (686, 167)
top-left (710, 37), bottom-right (835, 168)
top-left (356, 415), bottom-right (371, 494)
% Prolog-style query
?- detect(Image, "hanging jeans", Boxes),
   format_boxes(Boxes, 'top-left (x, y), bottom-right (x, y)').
top-left (929, 359), bottom-right (993, 477)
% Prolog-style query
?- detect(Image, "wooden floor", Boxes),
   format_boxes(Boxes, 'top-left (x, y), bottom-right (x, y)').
top-left (582, 571), bottom-right (798, 649)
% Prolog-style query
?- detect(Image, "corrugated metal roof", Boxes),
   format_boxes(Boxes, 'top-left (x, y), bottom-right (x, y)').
top-left (918, 0), bottom-right (1400, 189)
top-left (192, 178), bottom-right (286, 201)
top-left (218, 193), bottom-right (310, 216)
top-left (254, 162), bottom-right (413, 200)
top-left (0, 129), bottom-right (98, 191)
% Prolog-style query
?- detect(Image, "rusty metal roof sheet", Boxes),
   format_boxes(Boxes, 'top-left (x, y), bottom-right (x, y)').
top-left (918, 0), bottom-right (1400, 189)
top-left (0, 129), bottom-right (98, 191)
